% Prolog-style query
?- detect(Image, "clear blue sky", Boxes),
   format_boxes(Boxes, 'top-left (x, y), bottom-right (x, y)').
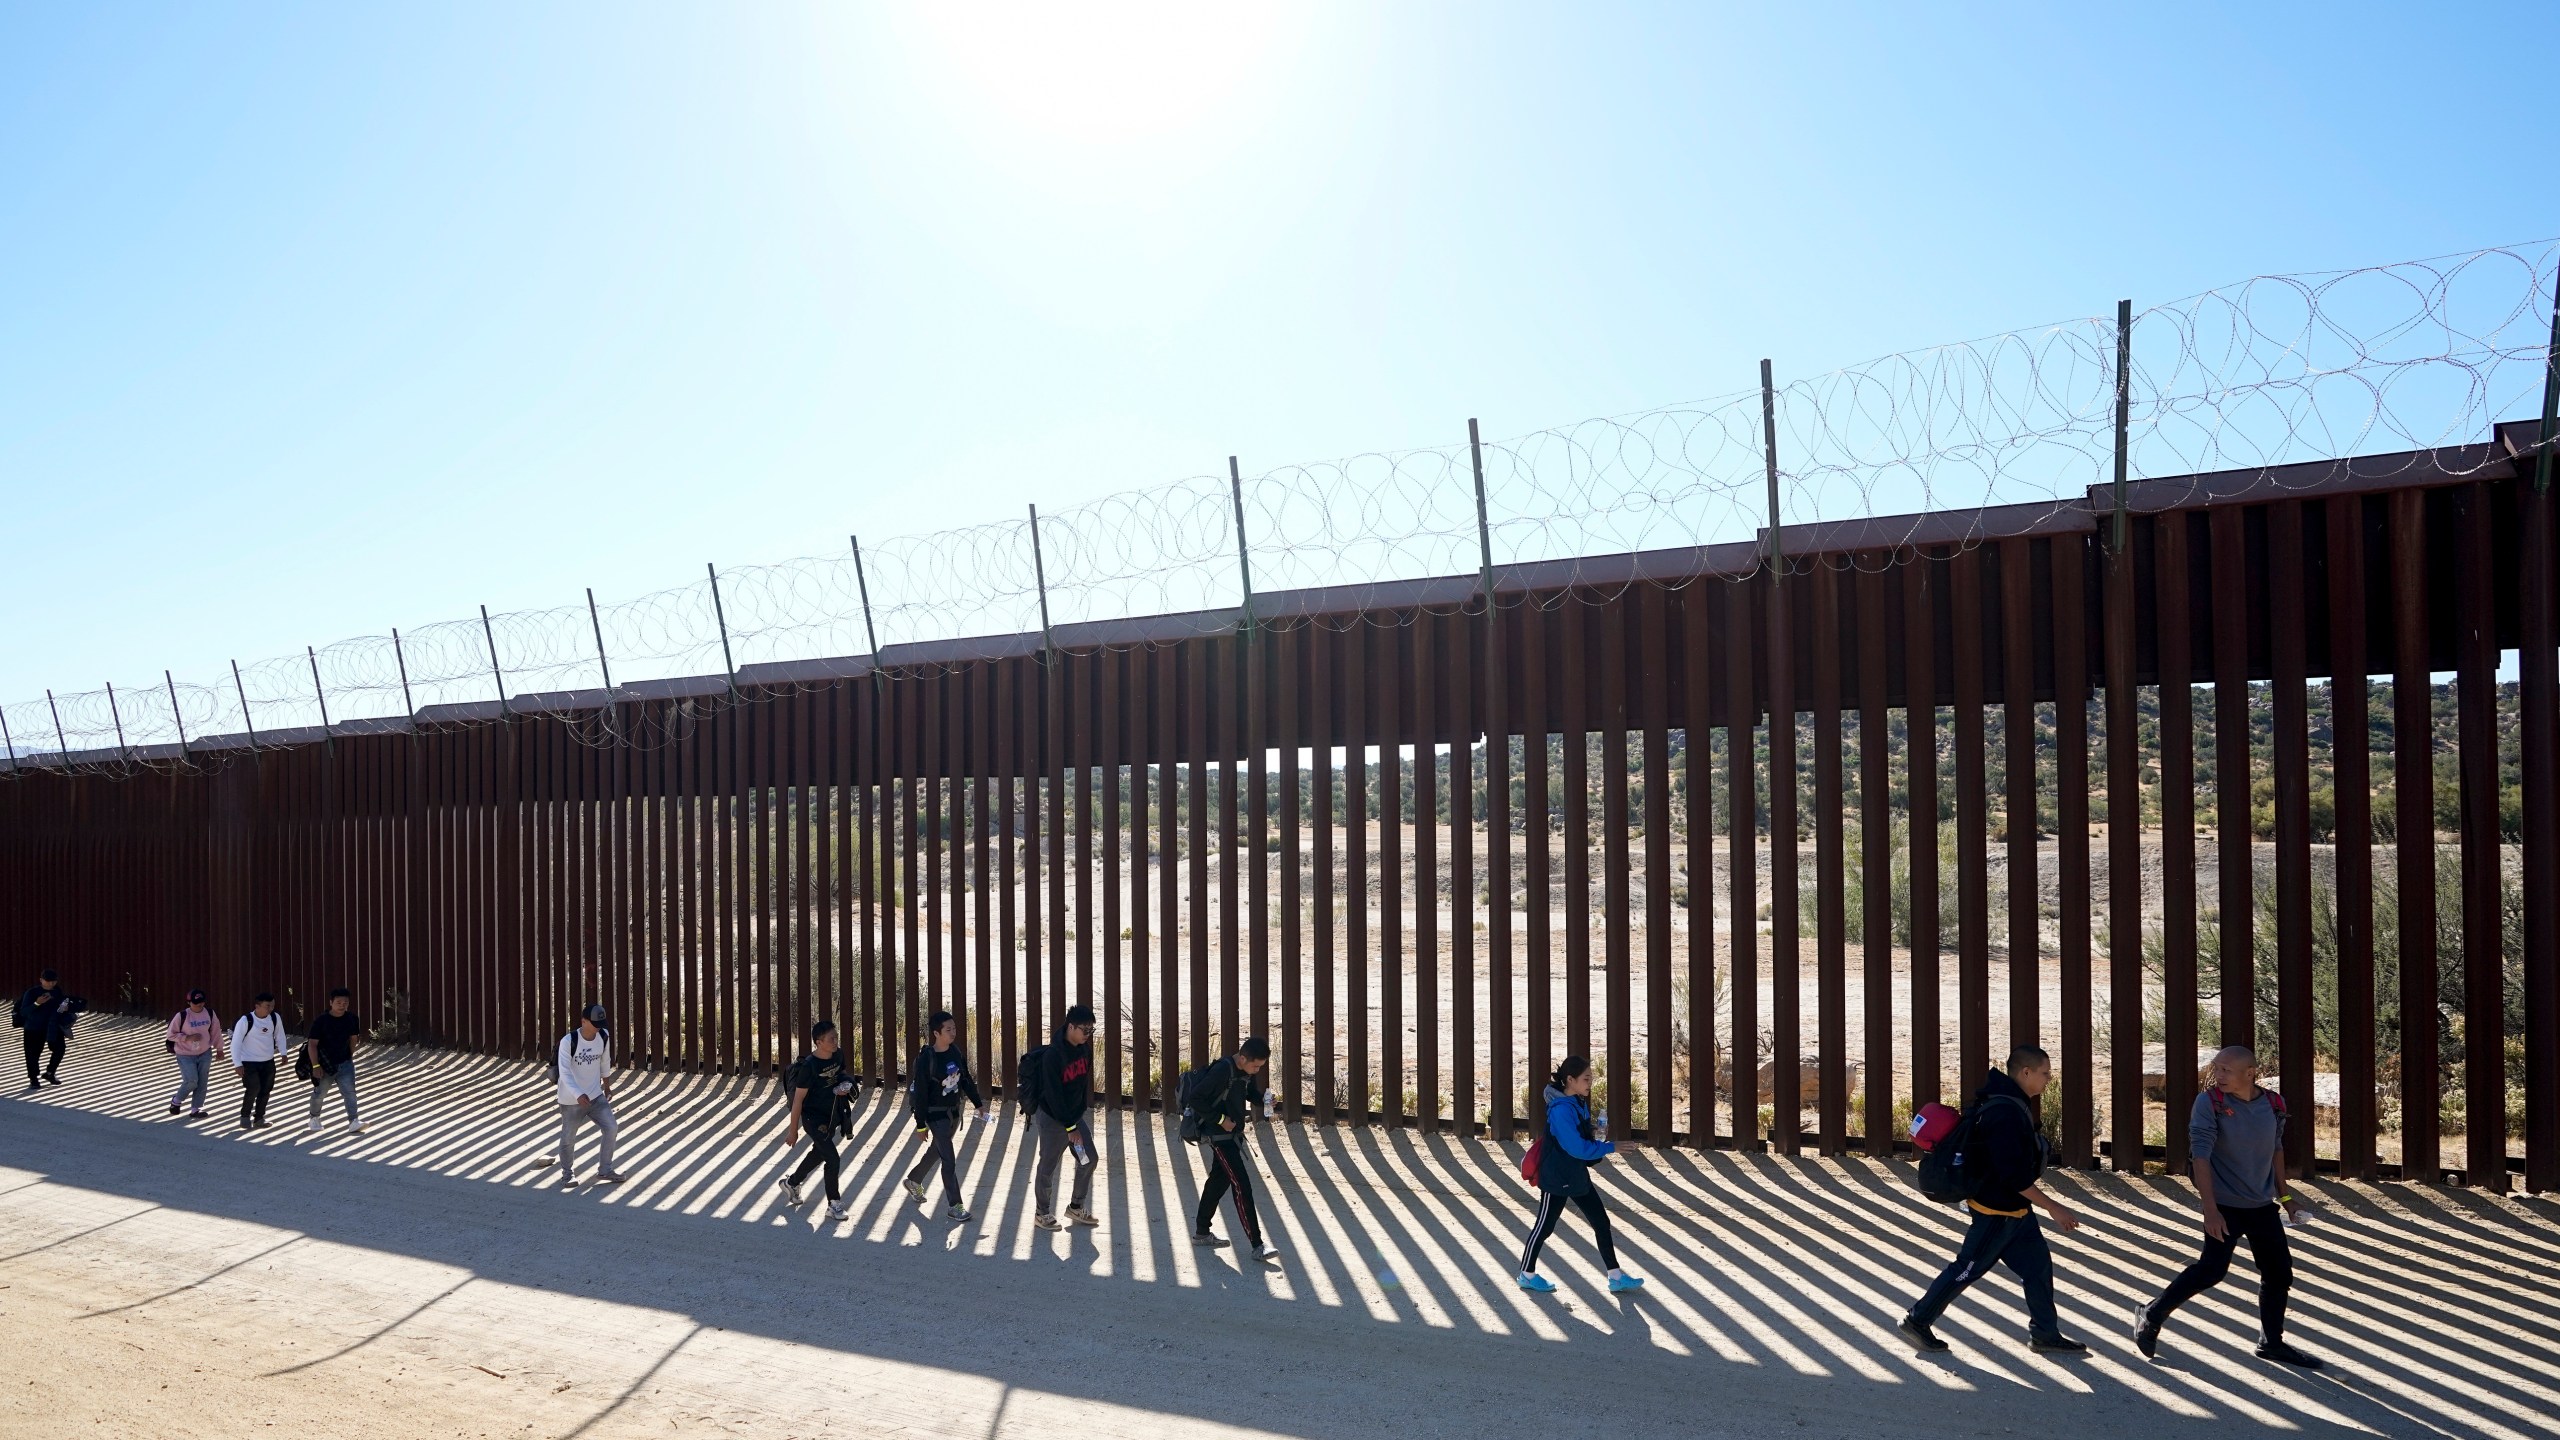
top-left (3, 3), bottom-right (2552, 713)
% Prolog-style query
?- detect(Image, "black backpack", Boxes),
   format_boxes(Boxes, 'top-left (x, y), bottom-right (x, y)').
top-left (1915, 1094), bottom-right (2032, 1205)
top-left (1176, 1062), bottom-right (1228, 1143)
top-left (1015, 1044), bottom-right (1050, 1112)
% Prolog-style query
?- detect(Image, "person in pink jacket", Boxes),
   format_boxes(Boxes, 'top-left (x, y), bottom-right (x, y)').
top-left (166, 990), bottom-right (225, 1119)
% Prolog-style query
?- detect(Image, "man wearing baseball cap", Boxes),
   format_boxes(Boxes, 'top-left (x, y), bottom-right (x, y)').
top-left (554, 1003), bottom-right (623, 1185)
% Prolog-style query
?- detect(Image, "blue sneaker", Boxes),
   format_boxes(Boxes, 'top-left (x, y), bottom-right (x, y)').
top-left (1607, 1273), bottom-right (1646, 1293)
top-left (1517, 1272), bottom-right (1558, 1293)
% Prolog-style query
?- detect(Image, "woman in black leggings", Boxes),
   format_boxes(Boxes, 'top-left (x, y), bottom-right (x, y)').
top-left (1518, 1056), bottom-right (1644, 1294)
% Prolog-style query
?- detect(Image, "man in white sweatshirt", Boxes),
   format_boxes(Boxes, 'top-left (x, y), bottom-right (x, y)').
top-left (229, 994), bottom-right (290, 1131)
top-left (555, 1003), bottom-right (622, 1185)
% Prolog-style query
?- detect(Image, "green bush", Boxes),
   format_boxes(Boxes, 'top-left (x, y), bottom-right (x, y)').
top-left (2143, 848), bottom-right (2524, 1132)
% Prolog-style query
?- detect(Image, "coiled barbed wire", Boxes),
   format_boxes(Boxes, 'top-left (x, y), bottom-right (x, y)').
top-left (8, 239), bottom-right (2553, 776)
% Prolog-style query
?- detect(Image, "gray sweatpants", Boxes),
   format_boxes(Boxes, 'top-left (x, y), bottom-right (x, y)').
top-left (558, 1095), bottom-right (619, 1176)
top-left (1031, 1111), bottom-right (1095, 1216)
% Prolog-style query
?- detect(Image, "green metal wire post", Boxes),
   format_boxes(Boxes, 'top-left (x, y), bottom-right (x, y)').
top-left (479, 605), bottom-right (511, 712)
top-left (703, 566), bottom-right (739, 702)
top-left (1026, 506), bottom-right (1054, 661)
top-left (1228, 456), bottom-right (1256, 635)
top-left (231, 660), bottom-right (257, 748)
top-left (164, 670), bottom-right (188, 759)
top-left (2113, 297), bottom-right (2133, 550)
top-left (1760, 359), bottom-right (1784, 570)
top-left (2536, 284), bottom-right (2559, 494)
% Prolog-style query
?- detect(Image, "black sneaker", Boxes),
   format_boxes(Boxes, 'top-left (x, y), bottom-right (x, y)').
top-left (1898, 1317), bottom-right (1950, 1353)
top-left (2029, 1334), bottom-right (2090, 1356)
top-left (2133, 1302), bottom-right (2161, 1359)
top-left (2255, 1337), bottom-right (2324, 1369)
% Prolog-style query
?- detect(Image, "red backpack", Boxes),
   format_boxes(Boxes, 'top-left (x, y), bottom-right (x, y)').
top-left (1519, 1136), bottom-right (1545, 1187)
top-left (2206, 1084), bottom-right (2285, 1119)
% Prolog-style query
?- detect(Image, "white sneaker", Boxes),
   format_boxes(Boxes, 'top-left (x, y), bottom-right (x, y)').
top-left (825, 1200), bottom-right (850, 1222)
top-left (306, 1119), bottom-right (322, 1133)
top-left (780, 1177), bottom-right (805, 1208)
top-left (350, 1122), bottom-right (367, 1136)
top-left (1255, 1240), bottom-right (1282, 1263)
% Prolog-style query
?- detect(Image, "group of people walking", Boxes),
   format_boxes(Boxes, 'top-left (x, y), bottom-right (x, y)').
top-left (18, 968), bottom-right (2321, 1367)
top-left (143, 986), bottom-right (368, 1133)
top-left (1898, 1043), bottom-right (2322, 1368)
top-left (12, 971), bottom-right (369, 1134)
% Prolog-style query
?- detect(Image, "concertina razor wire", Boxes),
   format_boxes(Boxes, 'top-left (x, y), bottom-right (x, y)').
top-left (7, 238), bottom-right (2554, 773)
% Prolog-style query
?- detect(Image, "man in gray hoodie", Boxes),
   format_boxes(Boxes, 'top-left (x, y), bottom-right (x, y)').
top-left (2134, 1046), bottom-right (2320, 1368)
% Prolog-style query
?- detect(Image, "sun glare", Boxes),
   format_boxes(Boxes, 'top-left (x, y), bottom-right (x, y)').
top-left (893, 3), bottom-right (1304, 157)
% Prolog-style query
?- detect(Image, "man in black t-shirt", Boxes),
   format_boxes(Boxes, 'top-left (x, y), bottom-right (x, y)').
top-left (303, 987), bottom-right (368, 1135)
top-left (778, 1021), bottom-right (856, 1222)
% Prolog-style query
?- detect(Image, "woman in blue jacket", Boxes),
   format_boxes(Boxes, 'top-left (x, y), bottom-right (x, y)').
top-left (1519, 1056), bottom-right (1644, 1294)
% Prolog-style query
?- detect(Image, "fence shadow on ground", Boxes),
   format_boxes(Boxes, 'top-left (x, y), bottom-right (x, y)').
top-left (8, 1017), bottom-right (2559, 1439)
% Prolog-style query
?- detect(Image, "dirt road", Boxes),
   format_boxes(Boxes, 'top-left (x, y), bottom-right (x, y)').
top-left (2, 1019), bottom-right (2552, 1438)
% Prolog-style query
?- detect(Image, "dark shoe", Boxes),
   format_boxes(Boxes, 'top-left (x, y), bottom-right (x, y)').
top-left (2133, 1302), bottom-right (2161, 1360)
top-left (1898, 1317), bottom-right (1949, 1353)
top-left (169, 1103), bottom-right (183, 1116)
top-left (1192, 1232), bottom-right (1231, 1250)
top-left (2029, 1334), bottom-right (2090, 1356)
top-left (2256, 1338), bottom-right (2324, 1369)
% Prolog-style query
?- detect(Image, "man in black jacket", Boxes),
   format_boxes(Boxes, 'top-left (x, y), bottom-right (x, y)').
top-left (903, 1010), bottom-right (987, 1220)
top-left (1028, 1005), bottom-right (1100, 1232)
top-left (1188, 1036), bottom-right (1280, 1263)
top-left (1900, 1046), bottom-right (2089, 1355)
top-left (15, 969), bottom-right (74, 1091)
